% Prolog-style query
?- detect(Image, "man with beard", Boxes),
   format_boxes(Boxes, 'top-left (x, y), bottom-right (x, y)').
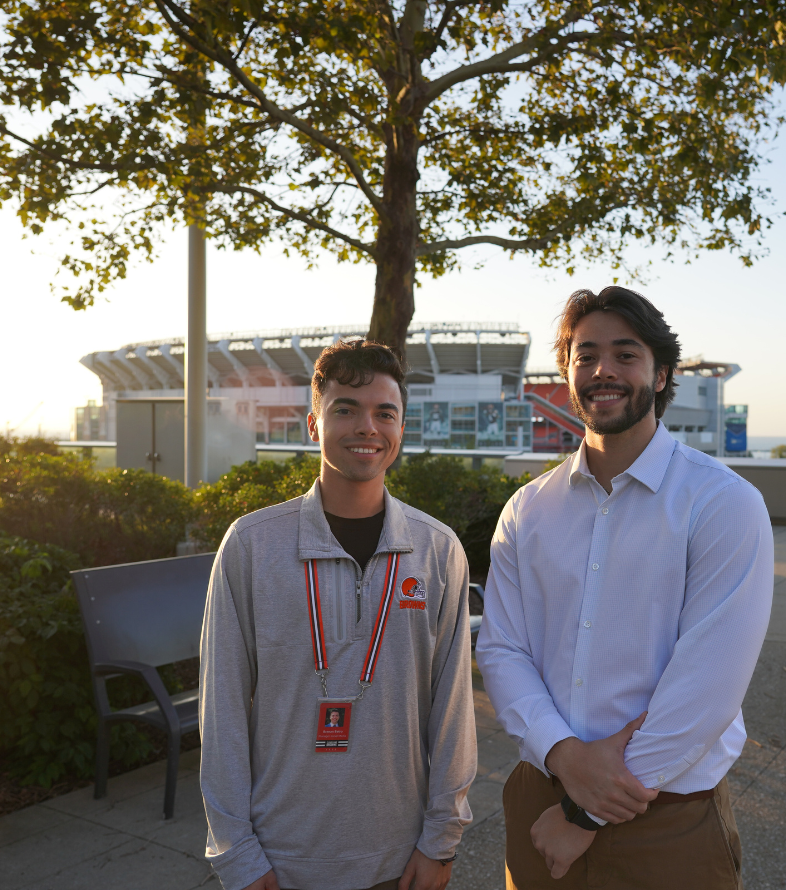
top-left (476, 287), bottom-right (773, 889)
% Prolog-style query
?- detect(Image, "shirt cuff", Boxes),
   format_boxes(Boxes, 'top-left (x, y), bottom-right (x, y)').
top-left (207, 836), bottom-right (272, 890)
top-left (624, 742), bottom-right (707, 791)
top-left (417, 817), bottom-right (462, 861)
top-left (584, 811), bottom-right (608, 827)
top-left (524, 712), bottom-right (577, 776)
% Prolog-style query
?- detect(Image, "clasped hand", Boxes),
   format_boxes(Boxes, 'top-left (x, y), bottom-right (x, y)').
top-left (531, 712), bottom-right (659, 879)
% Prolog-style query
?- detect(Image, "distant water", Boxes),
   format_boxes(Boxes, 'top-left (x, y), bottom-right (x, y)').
top-left (748, 436), bottom-right (786, 451)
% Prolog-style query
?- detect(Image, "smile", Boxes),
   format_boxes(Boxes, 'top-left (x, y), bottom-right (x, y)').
top-left (349, 447), bottom-right (380, 453)
top-left (589, 394), bottom-right (624, 402)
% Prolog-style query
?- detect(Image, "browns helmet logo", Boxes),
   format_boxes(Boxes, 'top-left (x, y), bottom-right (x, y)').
top-left (400, 577), bottom-right (426, 600)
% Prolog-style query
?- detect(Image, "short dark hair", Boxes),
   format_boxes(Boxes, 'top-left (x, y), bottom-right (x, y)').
top-left (554, 286), bottom-right (681, 419)
top-left (311, 338), bottom-right (408, 417)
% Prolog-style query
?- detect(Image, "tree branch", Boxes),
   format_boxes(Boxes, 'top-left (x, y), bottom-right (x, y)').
top-left (419, 16), bottom-right (595, 105)
top-left (0, 122), bottom-right (129, 173)
top-left (417, 234), bottom-right (550, 254)
top-left (233, 18), bottom-right (260, 61)
top-left (429, 1), bottom-right (474, 57)
top-left (153, 0), bottom-right (386, 218)
top-left (150, 66), bottom-right (269, 112)
top-left (209, 183), bottom-right (377, 259)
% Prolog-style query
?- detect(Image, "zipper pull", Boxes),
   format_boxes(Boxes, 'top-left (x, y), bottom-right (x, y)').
top-left (356, 581), bottom-right (361, 623)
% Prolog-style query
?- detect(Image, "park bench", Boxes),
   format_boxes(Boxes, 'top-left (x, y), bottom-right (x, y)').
top-left (71, 552), bottom-right (215, 820)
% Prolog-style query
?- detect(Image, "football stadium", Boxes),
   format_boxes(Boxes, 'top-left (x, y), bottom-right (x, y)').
top-left (73, 321), bottom-right (743, 467)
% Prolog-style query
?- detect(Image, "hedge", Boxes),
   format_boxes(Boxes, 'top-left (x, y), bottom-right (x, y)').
top-left (0, 442), bottom-right (531, 787)
top-left (191, 454), bottom-right (322, 549)
top-left (387, 453), bottom-right (529, 573)
top-left (0, 535), bottom-right (189, 786)
top-left (0, 451), bottom-right (194, 567)
top-left (191, 452), bottom-right (529, 574)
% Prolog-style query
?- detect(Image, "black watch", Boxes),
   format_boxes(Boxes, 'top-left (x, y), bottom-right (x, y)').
top-left (560, 794), bottom-right (600, 831)
top-left (438, 853), bottom-right (458, 866)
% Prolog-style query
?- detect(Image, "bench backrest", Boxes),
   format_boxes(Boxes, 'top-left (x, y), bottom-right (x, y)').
top-left (72, 552), bottom-right (216, 669)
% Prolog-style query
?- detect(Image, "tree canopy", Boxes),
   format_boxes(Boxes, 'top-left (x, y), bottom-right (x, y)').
top-left (1, 1), bottom-right (785, 356)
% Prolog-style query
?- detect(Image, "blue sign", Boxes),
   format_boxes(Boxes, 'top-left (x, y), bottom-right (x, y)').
top-left (724, 405), bottom-right (748, 453)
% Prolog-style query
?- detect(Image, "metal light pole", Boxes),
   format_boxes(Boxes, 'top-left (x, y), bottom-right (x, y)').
top-left (185, 223), bottom-right (207, 488)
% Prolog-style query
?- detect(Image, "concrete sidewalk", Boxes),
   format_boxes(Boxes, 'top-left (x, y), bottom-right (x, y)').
top-left (1, 526), bottom-right (784, 889)
top-left (0, 689), bottom-right (520, 890)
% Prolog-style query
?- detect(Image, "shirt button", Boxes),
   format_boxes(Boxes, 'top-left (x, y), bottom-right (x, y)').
top-left (658, 775), bottom-right (665, 783)
top-left (584, 620), bottom-right (592, 628)
top-left (592, 563), bottom-right (599, 571)
top-left (575, 678), bottom-right (583, 687)
top-left (601, 507), bottom-right (609, 515)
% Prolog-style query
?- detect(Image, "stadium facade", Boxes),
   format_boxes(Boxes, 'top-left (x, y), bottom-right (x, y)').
top-left (76, 323), bottom-right (540, 458)
top-left (74, 322), bottom-right (742, 462)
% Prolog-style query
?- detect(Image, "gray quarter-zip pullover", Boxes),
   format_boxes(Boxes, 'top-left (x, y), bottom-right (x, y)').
top-left (199, 482), bottom-right (476, 890)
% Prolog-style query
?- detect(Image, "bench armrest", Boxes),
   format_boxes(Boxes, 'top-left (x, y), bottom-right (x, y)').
top-left (93, 660), bottom-right (181, 731)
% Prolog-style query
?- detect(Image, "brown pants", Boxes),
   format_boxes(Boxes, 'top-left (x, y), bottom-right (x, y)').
top-left (504, 762), bottom-right (743, 890)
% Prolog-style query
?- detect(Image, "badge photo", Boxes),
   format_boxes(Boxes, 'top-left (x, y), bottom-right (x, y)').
top-left (314, 700), bottom-right (353, 753)
top-left (400, 576), bottom-right (427, 610)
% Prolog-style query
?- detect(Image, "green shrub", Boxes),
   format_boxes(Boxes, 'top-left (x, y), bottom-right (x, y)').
top-left (542, 453), bottom-right (572, 472)
top-left (0, 452), bottom-right (194, 567)
top-left (0, 448), bottom-right (529, 786)
top-left (387, 453), bottom-right (528, 573)
top-left (191, 452), bottom-right (527, 573)
top-left (0, 434), bottom-right (60, 458)
top-left (0, 535), bottom-right (172, 786)
top-left (191, 455), bottom-right (321, 549)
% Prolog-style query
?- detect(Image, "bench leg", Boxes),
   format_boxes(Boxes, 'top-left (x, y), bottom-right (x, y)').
top-left (163, 730), bottom-right (181, 820)
top-left (94, 721), bottom-right (110, 800)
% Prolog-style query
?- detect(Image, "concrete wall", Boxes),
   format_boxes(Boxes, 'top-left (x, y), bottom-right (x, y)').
top-left (503, 453), bottom-right (786, 521)
top-left (504, 453), bottom-right (566, 479)
top-left (722, 459), bottom-right (786, 522)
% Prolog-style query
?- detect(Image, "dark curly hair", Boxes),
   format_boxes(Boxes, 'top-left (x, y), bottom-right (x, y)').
top-left (311, 338), bottom-right (408, 417)
top-left (554, 286), bottom-right (681, 419)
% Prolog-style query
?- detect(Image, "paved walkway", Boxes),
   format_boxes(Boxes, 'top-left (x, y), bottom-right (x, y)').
top-left (1, 526), bottom-right (784, 889)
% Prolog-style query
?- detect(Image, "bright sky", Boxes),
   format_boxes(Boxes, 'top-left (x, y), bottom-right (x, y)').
top-left (3, 129), bottom-right (785, 440)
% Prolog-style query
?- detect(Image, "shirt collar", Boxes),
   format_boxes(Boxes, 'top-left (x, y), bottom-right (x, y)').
top-left (298, 479), bottom-right (413, 561)
top-left (568, 421), bottom-right (676, 493)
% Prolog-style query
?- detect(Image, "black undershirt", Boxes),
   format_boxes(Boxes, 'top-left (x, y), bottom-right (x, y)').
top-left (324, 509), bottom-right (385, 571)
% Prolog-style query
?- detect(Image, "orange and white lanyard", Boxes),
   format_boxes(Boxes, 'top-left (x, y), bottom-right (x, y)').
top-left (304, 553), bottom-right (400, 698)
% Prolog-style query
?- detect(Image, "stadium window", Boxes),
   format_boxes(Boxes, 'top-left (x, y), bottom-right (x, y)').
top-left (404, 403), bottom-right (423, 446)
top-left (450, 404), bottom-right (476, 449)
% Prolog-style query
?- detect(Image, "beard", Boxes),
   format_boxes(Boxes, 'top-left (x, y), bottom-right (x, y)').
top-left (570, 379), bottom-right (657, 435)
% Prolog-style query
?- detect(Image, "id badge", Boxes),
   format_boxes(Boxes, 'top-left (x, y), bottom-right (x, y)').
top-left (314, 698), bottom-right (354, 753)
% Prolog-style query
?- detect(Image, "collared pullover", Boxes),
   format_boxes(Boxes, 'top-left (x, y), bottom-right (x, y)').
top-left (476, 422), bottom-right (773, 804)
top-left (199, 483), bottom-right (476, 890)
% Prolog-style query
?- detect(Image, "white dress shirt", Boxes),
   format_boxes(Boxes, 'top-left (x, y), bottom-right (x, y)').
top-left (476, 422), bottom-right (773, 802)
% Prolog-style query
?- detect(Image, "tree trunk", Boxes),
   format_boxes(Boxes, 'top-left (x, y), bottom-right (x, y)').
top-left (367, 121), bottom-right (419, 364)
